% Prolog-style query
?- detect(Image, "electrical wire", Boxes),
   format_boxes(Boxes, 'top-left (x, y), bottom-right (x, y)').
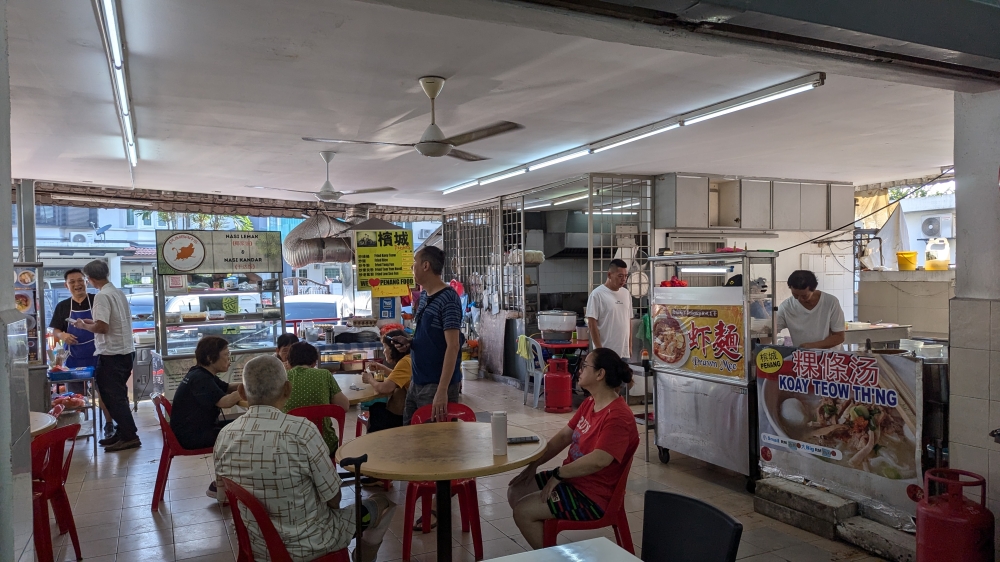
top-left (777, 167), bottom-right (954, 253)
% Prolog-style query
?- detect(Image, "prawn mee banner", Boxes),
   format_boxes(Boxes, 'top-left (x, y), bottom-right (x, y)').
top-left (755, 345), bottom-right (922, 522)
top-left (652, 287), bottom-right (745, 379)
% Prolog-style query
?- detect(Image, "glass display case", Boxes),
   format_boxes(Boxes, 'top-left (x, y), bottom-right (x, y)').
top-left (13, 262), bottom-right (46, 364)
top-left (153, 272), bottom-right (286, 359)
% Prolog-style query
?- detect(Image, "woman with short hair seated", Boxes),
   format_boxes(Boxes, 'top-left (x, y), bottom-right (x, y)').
top-left (507, 347), bottom-right (640, 549)
top-left (275, 333), bottom-right (299, 370)
top-left (360, 330), bottom-right (412, 432)
top-left (282, 342), bottom-right (350, 456)
top-left (169, 336), bottom-right (243, 498)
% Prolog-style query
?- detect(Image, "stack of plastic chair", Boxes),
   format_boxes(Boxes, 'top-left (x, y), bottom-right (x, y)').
top-left (402, 403), bottom-right (484, 560)
top-left (521, 337), bottom-right (546, 408)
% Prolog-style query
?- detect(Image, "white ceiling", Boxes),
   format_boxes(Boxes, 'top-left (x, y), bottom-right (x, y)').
top-left (8, 0), bottom-right (954, 209)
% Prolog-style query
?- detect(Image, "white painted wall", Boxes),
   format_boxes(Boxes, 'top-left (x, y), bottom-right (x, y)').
top-left (899, 193), bottom-right (956, 268)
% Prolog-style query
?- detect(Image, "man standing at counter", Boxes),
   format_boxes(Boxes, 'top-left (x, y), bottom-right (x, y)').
top-left (72, 260), bottom-right (139, 451)
top-left (775, 270), bottom-right (846, 349)
top-left (586, 259), bottom-right (633, 359)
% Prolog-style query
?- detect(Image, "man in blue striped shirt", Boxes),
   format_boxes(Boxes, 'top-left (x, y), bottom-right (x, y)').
top-left (394, 246), bottom-right (463, 424)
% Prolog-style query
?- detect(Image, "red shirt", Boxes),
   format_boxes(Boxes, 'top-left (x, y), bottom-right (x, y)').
top-left (562, 396), bottom-right (639, 510)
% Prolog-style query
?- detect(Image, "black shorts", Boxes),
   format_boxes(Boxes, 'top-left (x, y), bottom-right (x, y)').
top-left (534, 470), bottom-right (604, 521)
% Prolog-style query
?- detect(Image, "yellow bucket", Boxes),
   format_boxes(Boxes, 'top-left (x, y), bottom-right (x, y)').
top-left (461, 351), bottom-right (472, 361)
top-left (897, 251), bottom-right (918, 271)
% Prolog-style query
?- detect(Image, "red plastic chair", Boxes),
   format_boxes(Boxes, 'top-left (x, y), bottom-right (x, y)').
top-left (403, 403), bottom-right (483, 561)
top-left (32, 423), bottom-right (82, 562)
top-left (151, 394), bottom-right (215, 511)
top-left (355, 410), bottom-right (369, 438)
top-left (221, 477), bottom-right (348, 562)
top-left (287, 404), bottom-right (346, 448)
top-left (541, 441), bottom-right (640, 553)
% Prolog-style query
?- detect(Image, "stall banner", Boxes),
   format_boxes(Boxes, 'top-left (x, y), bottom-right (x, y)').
top-left (755, 345), bottom-right (922, 522)
top-left (651, 287), bottom-right (745, 379)
top-left (356, 230), bottom-right (414, 297)
top-left (156, 230), bottom-right (283, 274)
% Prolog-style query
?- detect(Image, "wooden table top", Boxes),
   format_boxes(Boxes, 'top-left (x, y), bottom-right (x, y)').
top-left (333, 373), bottom-right (381, 405)
top-left (538, 340), bottom-right (589, 350)
top-left (30, 412), bottom-right (58, 438)
top-left (335, 422), bottom-right (546, 481)
top-left (484, 538), bottom-right (639, 561)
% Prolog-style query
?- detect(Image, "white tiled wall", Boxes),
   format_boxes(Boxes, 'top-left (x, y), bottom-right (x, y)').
top-left (535, 259), bottom-right (590, 293)
top-left (858, 281), bottom-right (953, 335)
top-left (948, 298), bottom-right (1000, 549)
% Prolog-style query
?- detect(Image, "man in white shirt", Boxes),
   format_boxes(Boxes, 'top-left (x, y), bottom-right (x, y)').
top-left (214, 356), bottom-right (395, 562)
top-left (72, 260), bottom-right (139, 452)
top-left (586, 259), bottom-right (633, 359)
top-left (774, 270), bottom-right (846, 349)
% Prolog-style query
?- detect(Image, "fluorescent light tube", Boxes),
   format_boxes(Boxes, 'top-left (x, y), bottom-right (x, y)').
top-left (679, 266), bottom-right (730, 274)
top-left (593, 123), bottom-right (679, 153)
top-left (121, 115), bottom-right (135, 145)
top-left (442, 180), bottom-right (479, 195)
top-left (523, 202), bottom-right (552, 210)
top-left (114, 68), bottom-right (130, 115)
top-left (480, 169), bottom-right (527, 185)
top-left (586, 211), bottom-right (637, 215)
top-left (684, 84), bottom-right (817, 125)
top-left (102, 0), bottom-right (123, 68)
top-left (553, 193), bottom-right (589, 205)
top-left (604, 201), bottom-right (641, 210)
top-left (528, 150), bottom-right (591, 171)
top-left (126, 142), bottom-right (137, 166)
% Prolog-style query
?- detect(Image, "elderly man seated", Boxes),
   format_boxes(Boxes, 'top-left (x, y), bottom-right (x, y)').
top-left (214, 355), bottom-right (396, 562)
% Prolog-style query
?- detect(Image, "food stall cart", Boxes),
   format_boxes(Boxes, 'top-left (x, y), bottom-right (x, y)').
top-left (152, 230), bottom-right (286, 398)
top-left (647, 251), bottom-right (778, 491)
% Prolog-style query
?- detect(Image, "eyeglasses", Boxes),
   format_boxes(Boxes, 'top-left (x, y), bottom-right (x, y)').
top-left (581, 362), bottom-right (594, 370)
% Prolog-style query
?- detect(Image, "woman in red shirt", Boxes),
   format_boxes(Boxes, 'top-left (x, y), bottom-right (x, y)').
top-left (508, 347), bottom-right (640, 549)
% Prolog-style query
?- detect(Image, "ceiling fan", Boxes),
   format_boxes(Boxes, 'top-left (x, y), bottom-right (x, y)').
top-left (303, 76), bottom-right (524, 162)
top-left (311, 151), bottom-right (395, 202)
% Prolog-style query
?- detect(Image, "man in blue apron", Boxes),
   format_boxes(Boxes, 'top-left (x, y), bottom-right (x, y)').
top-left (49, 268), bottom-right (114, 437)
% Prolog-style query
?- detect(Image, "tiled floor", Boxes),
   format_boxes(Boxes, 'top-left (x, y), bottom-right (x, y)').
top-left (18, 377), bottom-right (887, 561)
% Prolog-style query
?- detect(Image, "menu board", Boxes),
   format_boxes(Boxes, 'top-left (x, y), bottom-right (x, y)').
top-left (651, 287), bottom-right (745, 379)
top-left (14, 264), bottom-right (42, 363)
top-left (755, 345), bottom-right (921, 521)
top-left (156, 231), bottom-right (283, 274)
top-left (356, 230), bottom-right (414, 298)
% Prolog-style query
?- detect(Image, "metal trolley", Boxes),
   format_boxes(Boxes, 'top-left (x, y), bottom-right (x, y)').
top-left (645, 251), bottom-right (778, 492)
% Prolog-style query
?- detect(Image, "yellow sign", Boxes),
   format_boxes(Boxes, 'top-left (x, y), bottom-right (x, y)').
top-left (755, 347), bottom-right (784, 374)
top-left (356, 230), bottom-right (414, 298)
top-left (651, 303), bottom-right (746, 378)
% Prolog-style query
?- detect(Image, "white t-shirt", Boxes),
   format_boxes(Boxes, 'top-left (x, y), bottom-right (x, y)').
top-left (585, 284), bottom-right (632, 358)
top-left (92, 283), bottom-right (135, 355)
top-left (775, 291), bottom-right (845, 348)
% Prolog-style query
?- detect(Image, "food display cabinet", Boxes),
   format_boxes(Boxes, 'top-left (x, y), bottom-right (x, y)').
top-left (646, 251), bottom-right (778, 490)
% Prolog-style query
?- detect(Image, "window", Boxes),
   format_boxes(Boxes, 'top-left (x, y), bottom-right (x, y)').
top-left (323, 267), bottom-right (339, 281)
top-left (126, 210), bottom-right (135, 226)
top-left (157, 215), bottom-right (168, 227)
top-left (297, 269), bottom-right (308, 278)
top-left (142, 213), bottom-right (152, 226)
top-left (35, 206), bottom-right (57, 226)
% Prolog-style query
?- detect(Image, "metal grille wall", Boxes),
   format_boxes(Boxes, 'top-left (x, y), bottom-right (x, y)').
top-left (587, 174), bottom-right (653, 319)
top-left (500, 195), bottom-right (525, 314)
top-left (442, 201), bottom-right (501, 310)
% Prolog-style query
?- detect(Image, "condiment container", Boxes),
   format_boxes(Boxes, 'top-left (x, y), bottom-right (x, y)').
top-left (491, 411), bottom-right (507, 456)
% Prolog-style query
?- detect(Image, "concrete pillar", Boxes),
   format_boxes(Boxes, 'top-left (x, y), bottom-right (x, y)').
top-left (0, 1), bottom-right (27, 560)
top-left (949, 88), bottom-right (1000, 554)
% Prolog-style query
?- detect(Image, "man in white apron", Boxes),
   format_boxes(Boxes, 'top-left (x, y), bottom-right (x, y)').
top-left (49, 269), bottom-right (114, 436)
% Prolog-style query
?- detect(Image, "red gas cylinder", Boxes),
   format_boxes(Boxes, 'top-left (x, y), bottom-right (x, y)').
top-left (544, 358), bottom-right (573, 413)
top-left (910, 469), bottom-right (994, 561)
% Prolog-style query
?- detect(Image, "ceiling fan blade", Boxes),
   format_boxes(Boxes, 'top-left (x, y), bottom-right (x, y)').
top-left (447, 149), bottom-right (489, 162)
top-left (340, 187), bottom-right (397, 195)
top-left (302, 137), bottom-right (415, 147)
top-left (442, 121), bottom-right (524, 147)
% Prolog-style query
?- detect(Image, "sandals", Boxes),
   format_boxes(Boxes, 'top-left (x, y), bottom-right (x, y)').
top-left (412, 510), bottom-right (438, 531)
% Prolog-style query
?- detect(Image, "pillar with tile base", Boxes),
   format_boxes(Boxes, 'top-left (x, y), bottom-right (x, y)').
top-left (951, 88), bottom-right (1000, 556)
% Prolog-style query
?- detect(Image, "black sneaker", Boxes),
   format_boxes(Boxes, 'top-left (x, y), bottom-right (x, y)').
top-left (206, 482), bottom-right (218, 499)
top-left (98, 433), bottom-right (120, 447)
top-left (102, 423), bottom-right (116, 439)
top-left (104, 437), bottom-right (141, 452)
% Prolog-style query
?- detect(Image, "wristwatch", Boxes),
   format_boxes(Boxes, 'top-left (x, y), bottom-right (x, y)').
top-left (551, 467), bottom-right (562, 481)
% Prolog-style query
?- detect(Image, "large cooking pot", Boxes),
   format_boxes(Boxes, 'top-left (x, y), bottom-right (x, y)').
top-left (538, 310), bottom-right (577, 333)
